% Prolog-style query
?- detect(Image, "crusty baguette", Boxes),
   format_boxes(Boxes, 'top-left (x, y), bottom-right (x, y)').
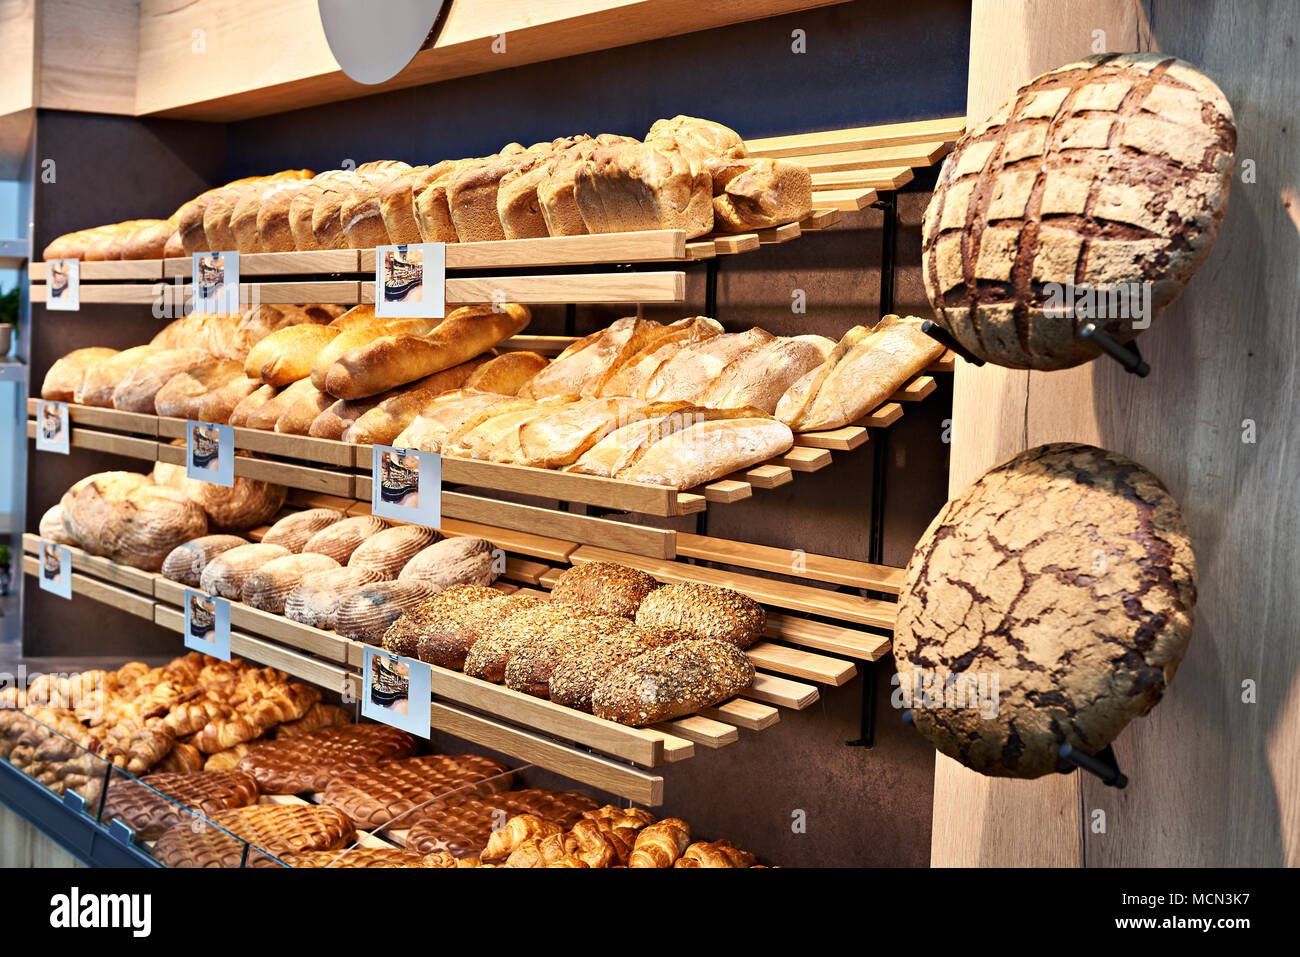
top-left (446, 400), bottom-right (568, 461)
top-left (154, 358), bottom-right (247, 420)
top-left (74, 346), bottom-right (164, 407)
top-left (392, 390), bottom-right (514, 451)
top-left (511, 397), bottom-right (655, 469)
top-left (244, 324), bottom-right (341, 386)
top-left (698, 334), bottom-right (834, 413)
top-left (596, 316), bottom-right (722, 398)
top-left (111, 348), bottom-right (211, 413)
top-left (324, 304), bottom-right (530, 400)
top-left (275, 385), bottom-right (335, 435)
top-left (338, 355), bottom-right (491, 444)
top-left (197, 375), bottom-right (262, 424)
top-left (244, 378), bottom-right (320, 431)
top-left (616, 416), bottom-right (793, 489)
top-left (463, 351), bottom-right (547, 395)
top-left (228, 383), bottom-right (279, 427)
top-left (309, 315), bottom-right (439, 390)
top-left (309, 396), bottom-right (386, 441)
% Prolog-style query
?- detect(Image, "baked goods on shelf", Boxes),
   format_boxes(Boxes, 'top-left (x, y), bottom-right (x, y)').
top-left (405, 788), bottom-right (599, 857)
top-left (198, 542), bottom-right (292, 598)
top-left (320, 753), bottom-right (512, 829)
top-left (242, 552), bottom-right (342, 613)
top-left (260, 508), bottom-right (345, 552)
top-left (301, 514), bottom-right (391, 563)
top-left (284, 565), bottom-right (388, 629)
top-left (102, 768), bottom-right (260, 841)
top-left (592, 638), bottom-right (756, 726)
top-left (153, 803), bottom-right (355, 867)
top-left (59, 471), bottom-right (209, 571)
top-left (152, 459), bottom-right (287, 531)
top-left (398, 537), bottom-right (498, 591)
top-left (161, 534), bottom-right (250, 586)
top-left (236, 723), bottom-right (418, 794)
top-left (334, 580), bottom-right (439, 643)
top-left (634, 582), bottom-right (765, 649)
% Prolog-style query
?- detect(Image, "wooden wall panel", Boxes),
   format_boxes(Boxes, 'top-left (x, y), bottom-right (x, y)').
top-left (36, 0), bottom-right (138, 115)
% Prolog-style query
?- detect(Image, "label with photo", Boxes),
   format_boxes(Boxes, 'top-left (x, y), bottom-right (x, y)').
top-left (371, 445), bottom-right (441, 526)
top-left (45, 259), bottom-right (80, 311)
top-left (186, 420), bottom-right (234, 487)
top-left (191, 251), bottom-right (241, 314)
top-left (184, 589), bottom-right (231, 661)
top-left (35, 400), bottom-right (70, 455)
top-left (374, 242), bottom-right (445, 319)
top-left (361, 646), bottom-right (431, 738)
top-left (37, 541), bottom-right (72, 599)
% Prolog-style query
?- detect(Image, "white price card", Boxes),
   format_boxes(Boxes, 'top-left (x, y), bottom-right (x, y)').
top-left (35, 400), bottom-right (70, 454)
top-left (361, 646), bottom-right (431, 738)
top-left (192, 250), bottom-right (240, 314)
top-left (184, 589), bottom-right (231, 661)
top-left (37, 541), bottom-right (72, 599)
top-left (374, 242), bottom-right (445, 319)
top-left (45, 259), bottom-right (79, 311)
top-left (186, 420), bottom-right (234, 487)
top-left (371, 445), bottom-right (441, 526)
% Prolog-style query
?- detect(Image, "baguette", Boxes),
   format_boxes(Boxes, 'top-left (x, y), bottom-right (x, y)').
top-left (616, 415), bottom-right (793, 489)
top-left (261, 508), bottom-right (345, 553)
top-left (517, 317), bottom-right (664, 400)
top-left (112, 348), bottom-right (211, 413)
top-left (566, 406), bottom-right (754, 478)
top-left (324, 304), bottom-right (531, 400)
top-left (242, 553), bottom-right (342, 613)
top-left (41, 347), bottom-right (118, 401)
top-left (228, 384), bottom-right (279, 428)
top-left (197, 375), bottom-right (262, 424)
top-left (462, 351), bottom-right (547, 395)
top-left (392, 390), bottom-right (517, 452)
top-left (244, 324), bottom-right (341, 387)
top-left (643, 328), bottom-right (775, 403)
top-left (596, 316), bottom-right (722, 398)
top-left (447, 400), bottom-right (558, 461)
top-left (698, 334), bottom-right (834, 413)
top-left (511, 397), bottom-right (654, 469)
top-left (274, 385), bottom-right (334, 435)
top-left (74, 346), bottom-right (163, 407)
top-left (154, 359), bottom-right (247, 420)
top-left (309, 395), bottom-right (386, 441)
top-left (337, 355), bottom-right (490, 444)
top-left (243, 378), bottom-right (319, 431)
top-left (309, 315), bottom-right (439, 390)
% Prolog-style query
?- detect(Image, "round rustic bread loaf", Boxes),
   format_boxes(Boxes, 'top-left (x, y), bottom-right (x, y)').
top-left (283, 566), bottom-right (388, 630)
top-left (242, 552), bottom-right (342, 613)
top-left (301, 514), bottom-right (390, 563)
top-left (38, 505), bottom-right (77, 546)
top-left (199, 542), bottom-right (292, 598)
top-left (893, 442), bottom-right (1197, 778)
top-left (60, 471), bottom-right (209, 571)
top-left (161, 534), bottom-right (250, 586)
top-left (634, 582), bottom-right (765, 649)
top-left (152, 459), bottom-right (287, 531)
top-left (550, 561), bottom-right (660, 618)
top-left (334, 580), bottom-right (438, 643)
top-left (347, 525), bottom-right (439, 578)
top-left (921, 53), bottom-right (1235, 369)
top-left (397, 537), bottom-right (498, 592)
top-left (260, 508), bottom-right (346, 552)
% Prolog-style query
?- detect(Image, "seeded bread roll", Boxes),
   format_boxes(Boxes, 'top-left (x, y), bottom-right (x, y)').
top-left (464, 602), bottom-right (586, 684)
top-left (504, 614), bottom-right (634, 698)
top-left (381, 584), bottom-right (508, 659)
top-left (592, 638), bottom-right (755, 726)
top-left (348, 525), bottom-right (439, 578)
top-left (38, 505), bottom-right (78, 546)
top-left (284, 566), bottom-right (388, 629)
top-left (548, 628), bottom-right (680, 713)
top-left (199, 543), bottom-right (292, 598)
top-left (242, 553), bottom-right (342, 613)
top-left (161, 535), bottom-right (250, 587)
top-left (413, 591), bottom-right (547, 670)
top-left (261, 509), bottom-right (345, 553)
top-left (302, 514), bottom-right (391, 563)
top-left (111, 348), bottom-right (211, 413)
top-left (41, 347), bottom-right (119, 401)
top-left (398, 537), bottom-right (498, 591)
top-left (335, 580), bottom-right (438, 643)
top-left (550, 562), bottom-right (660, 618)
top-left (154, 359), bottom-right (248, 420)
top-left (634, 582), bottom-right (765, 649)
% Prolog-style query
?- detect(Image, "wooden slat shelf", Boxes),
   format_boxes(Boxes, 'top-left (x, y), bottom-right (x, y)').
top-left (675, 532), bottom-right (906, 594)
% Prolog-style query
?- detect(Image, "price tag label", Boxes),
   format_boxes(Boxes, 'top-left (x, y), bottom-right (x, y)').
top-left (184, 589), bottom-right (231, 661)
top-left (186, 420), bottom-right (234, 487)
top-left (45, 259), bottom-right (80, 311)
top-left (37, 541), bottom-right (72, 599)
top-left (191, 250), bottom-right (240, 314)
top-left (35, 400), bottom-right (70, 454)
top-left (361, 646), bottom-right (431, 738)
top-left (374, 242), bottom-right (445, 319)
top-left (371, 444), bottom-right (441, 526)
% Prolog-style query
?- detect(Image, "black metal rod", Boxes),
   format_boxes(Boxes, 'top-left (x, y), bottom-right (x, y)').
top-left (920, 319), bottom-right (985, 367)
top-left (704, 258), bottom-right (719, 319)
top-left (1059, 743), bottom-right (1129, 788)
top-left (1078, 321), bottom-right (1150, 377)
top-left (564, 303), bottom-right (576, 337)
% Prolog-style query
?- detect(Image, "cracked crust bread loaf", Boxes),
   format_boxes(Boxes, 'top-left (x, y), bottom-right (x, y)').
top-left (111, 348), bottom-right (212, 413)
top-left (536, 134), bottom-right (638, 236)
top-left (775, 315), bottom-right (944, 431)
top-left (153, 358), bottom-right (247, 419)
top-left (634, 582), bottom-right (765, 648)
top-left (440, 397), bottom-right (553, 460)
top-left (574, 141), bottom-right (713, 238)
top-left (550, 562), bottom-right (659, 618)
top-left (615, 414), bottom-right (793, 489)
top-left (348, 525), bottom-right (439, 578)
top-left (199, 542), bottom-right (292, 598)
top-left (711, 158), bottom-right (812, 232)
top-left (382, 584), bottom-right (510, 661)
top-left (321, 753), bottom-right (513, 829)
top-left (284, 565), bottom-right (388, 629)
top-left (324, 303), bottom-right (531, 400)
top-left (506, 397), bottom-right (665, 469)
top-left (73, 345), bottom-right (163, 407)
top-left (329, 354), bottom-right (491, 443)
top-left (922, 53), bottom-right (1235, 370)
top-left (335, 580), bottom-right (439, 643)
top-left (161, 534), bottom-right (250, 586)
top-left (152, 458), bottom-right (287, 530)
top-left (495, 138), bottom-right (596, 240)
top-left (286, 169), bottom-right (360, 250)
top-left (893, 442), bottom-right (1197, 778)
top-left (398, 537), bottom-right (499, 591)
top-left (237, 723), bottom-right (418, 794)
top-left (301, 513), bottom-right (390, 563)
top-left (60, 471), bottom-right (208, 571)
top-left (41, 347), bottom-right (119, 401)
top-left (592, 638), bottom-right (755, 726)
top-left (698, 334), bottom-right (833, 413)
top-left (260, 508), bottom-right (345, 552)
top-left (242, 552), bottom-right (342, 613)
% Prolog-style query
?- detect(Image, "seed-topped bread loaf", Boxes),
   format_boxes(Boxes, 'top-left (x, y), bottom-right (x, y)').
top-left (550, 562), bottom-right (659, 618)
top-left (413, 591), bottom-right (548, 669)
top-left (634, 582), bottom-right (765, 649)
top-left (592, 638), bottom-right (756, 726)
top-left (503, 614), bottom-right (635, 698)
top-left (548, 628), bottom-right (681, 713)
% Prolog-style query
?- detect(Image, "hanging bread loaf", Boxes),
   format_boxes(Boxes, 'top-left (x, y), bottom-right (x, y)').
top-left (260, 508), bottom-right (345, 552)
top-left (199, 543), bottom-right (292, 598)
top-left (41, 348), bottom-right (119, 401)
top-left (38, 505), bottom-right (78, 546)
top-left (324, 304), bottom-right (532, 400)
top-left (634, 582), bottom-right (765, 649)
top-left (284, 566), bottom-right (389, 630)
top-left (301, 514), bottom-right (391, 563)
top-left (242, 553), bottom-right (342, 613)
top-left (153, 359), bottom-right (248, 420)
top-left (152, 458), bottom-right (287, 531)
top-left (332, 355), bottom-right (491, 444)
top-left (591, 638), bottom-right (755, 726)
top-left (334, 580), bottom-right (439, 643)
top-left (347, 525), bottom-right (439, 578)
top-left (74, 346), bottom-right (164, 407)
top-left (111, 348), bottom-right (212, 413)
top-left (550, 562), bottom-right (659, 618)
top-left (59, 472), bottom-right (208, 571)
top-left (397, 537), bottom-right (498, 592)
top-left (161, 535), bottom-right (250, 586)
top-left (244, 324), bottom-right (341, 387)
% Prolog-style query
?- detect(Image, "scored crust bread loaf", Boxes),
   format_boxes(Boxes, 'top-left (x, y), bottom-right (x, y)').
top-left (347, 525), bottom-right (439, 578)
top-left (596, 316), bottom-right (722, 398)
top-left (591, 638), bottom-right (755, 726)
top-left (711, 158), bottom-right (812, 232)
top-left (397, 537), bottom-right (498, 591)
top-left (242, 553), bottom-right (342, 613)
top-left (153, 359), bottom-right (247, 420)
top-left (324, 303), bottom-right (531, 400)
top-left (284, 566), bottom-right (388, 629)
top-left (616, 415), bottom-right (793, 489)
top-left (199, 543), bottom-right (292, 598)
top-left (506, 397), bottom-right (654, 469)
top-left (41, 347), bottom-right (119, 401)
top-left (644, 328), bottom-right (774, 403)
top-left (517, 317), bottom-right (665, 400)
top-left (334, 580), bottom-right (438, 643)
top-left (111, 348), bottom-right (211, 413)
top-left (550, 562), bottom-right (659, 618)
top-left (161, 535), bottom-right (250, 586)
top-left (644, 115), bottom-right (748, 189)
top-left (60, 472), bottom-right (209, 571)
top-left (244, 324), bottom-right (341, 387)
top-left (775, 315), bottom-right (943, 431)
top-left (496, 140), bottom-right (596, 240)
top-left (333, 355), bottom-right (491, 444)
top-left (74, 346), bottom-right (164, 407)
top-left (391, 390), bottom-right (511, 452)
top-left (302, 514), bottom-right (391, 563)
top-left (260, 508), bottom-right (345, 552)
top-left (633, 582), bottom-right (765, 648)
top-left (698, 334), bottom-right (834, 413)
top-left (574, 142), bottom-right (713, 238)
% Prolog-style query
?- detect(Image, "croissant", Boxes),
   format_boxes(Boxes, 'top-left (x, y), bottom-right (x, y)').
top-left (164, 699), bottom-right (235, 737)
top-left (154, 741), bottom-right (206, 773)
top-left (191, 713), bottom-right (261, 754)
top-left (674, 839), bottom-right (757, 868)
top-left (545, 855), bottom-right (589, 868)
top-left (482, 814), bottom-right (563, 861)
top-left (628, 818), bottom-right (691, 868)
top-left (242, 683), bottom-right (321, 731)
top-left (503, 832), bottom-right (579, 868)
top-left (568, 819), bottom-right (618, 869)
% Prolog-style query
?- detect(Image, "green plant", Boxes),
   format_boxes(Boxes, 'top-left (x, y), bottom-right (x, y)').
top-left (0, 284), bottom-right (17, 325)
top-left (0, 545), bottom-right (10, 566)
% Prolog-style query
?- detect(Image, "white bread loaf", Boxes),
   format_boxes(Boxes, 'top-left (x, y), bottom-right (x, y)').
top-left (644, 328), bottom-right (775, 403)
top-left (412, 160), bottom-right (464, 244)
top-left (244, 378), bottom-right (320, 431)
top-left (347, 525), bottom-right (439, 578)
top-left (74, 346), bottom-right (164, 407)
top-left (334, 580), bottom-right (438, 643)
top-left (41, 347), bottom-right (118, 401)
top-left (537, 135), bottom-right (638, 236)
top-left (196, 375), bottom-right (263, 424)
top-left (397, 537), bottom-right (498, 592)
top-left (566, 406), bottom-right (753, 478)
top-left (510, 397), bottom-right (653, 469)
top-left (38, 505), bottom-right (77, 545)
top-left (462, 352), bottom-right (547, 396)
top-left (517, 317), bottom-right (665, 400)
top-left (284, 566), bottom-right (388, 629)
top-left (315, 161), bottom-right (411, 249)
top-left (152, 458), bottom-right (287, 531)
top-left (447, 152), bottom-right (533, 243)
top-left (161, 535), bottom-right (250, 587)
top-left (616, 416), bottom-right (793, 489)
top-left (596, 317), bottom-right (722, 398)
top-left (111, 348), bottom-right (212, 413)
top-left (199, 543), bottom-right (291, 598)
top-left (379, 164), bottom-right (448, 245)
top-left (241, 553), bottom-right (342, 613)
top-left (244, 324), bottom-right (341, 387)
top-left (711, 158), bottom-right (812, 232)
top-left (446, 401), bottom-right (558, 461)
top-left (301, 514), bottom-right (391, 564)
top-left (60, 472), bottom-right (208, 571)
top-left (573, 142), bottom-right (713, 239)
top-left (260, 509), bottom-right (345, 553)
